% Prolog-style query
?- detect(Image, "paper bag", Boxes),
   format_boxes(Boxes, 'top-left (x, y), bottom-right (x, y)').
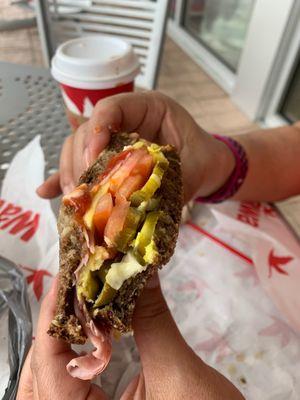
top-left (211, 200), bottom-right (300, 333)
top-left (1, 137), bottom-right (300, 400)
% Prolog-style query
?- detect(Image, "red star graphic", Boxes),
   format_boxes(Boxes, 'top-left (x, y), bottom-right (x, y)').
top-left (263, 205), bottom-right (277, 217)
top-left (195, 328), bottom-right (230, 363)
top-left (20, 265), bottom-right (52, 301)
top-left (268, 249), bottom-right (293, 277)
top-left (259, 316), bottom-right (292, 347)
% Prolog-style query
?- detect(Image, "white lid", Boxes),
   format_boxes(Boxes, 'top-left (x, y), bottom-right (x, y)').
top-left (51, 36), bottom-right (140, 89)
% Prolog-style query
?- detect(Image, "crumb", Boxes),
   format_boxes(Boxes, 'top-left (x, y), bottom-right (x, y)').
top-left (236, 353), bottom-right (245, 362)
top-left (228, 364), bottom-right (237, 376)
top-left (255, 350), bottom-right (265, 359)
top-left (239, 376), bottom-right (247, 384)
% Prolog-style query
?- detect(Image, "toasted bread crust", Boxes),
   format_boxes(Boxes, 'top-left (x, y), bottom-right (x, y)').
top-left (48, 133), bottom-right (183, 343)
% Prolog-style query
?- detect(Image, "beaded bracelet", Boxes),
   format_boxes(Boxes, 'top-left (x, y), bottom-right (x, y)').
top-left (196, 134), bottom-right (248, 203)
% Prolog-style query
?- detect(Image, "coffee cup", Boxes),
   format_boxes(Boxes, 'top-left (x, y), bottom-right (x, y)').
top-left (51, 35), bottom-right (140, 131)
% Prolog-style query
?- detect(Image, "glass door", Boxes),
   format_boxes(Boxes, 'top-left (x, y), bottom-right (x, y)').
top-left (169, 0), bottom-right (176, 19)
top-left (280, 57), bottom-right (300, 123)
top-left (168, 0), bottom-right (298, 121)
top-left (182, 0), bottom-right (255, 71)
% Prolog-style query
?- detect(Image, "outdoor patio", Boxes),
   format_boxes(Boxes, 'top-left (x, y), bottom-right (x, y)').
top-left (2, 3), bottom-right (300, 399)
top-left (0, 0), bottom-right (257, 136)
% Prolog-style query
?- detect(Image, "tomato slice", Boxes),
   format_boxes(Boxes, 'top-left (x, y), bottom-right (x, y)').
top-left (108, 149), bottom-right (132, 170)
top-left (104, 195), bottom-right (130, 246)
top-left (63, 184), bottom-right (91, 217)
top-left (94, 149), bottom-right (132, 187)
top-left (109, 148), bottom-right (148, 194)
top-left (132, 153), bottom-right (153, 178)
top-left (117, 153), bottom-right (154, 199)
top-left (93, 193), bottom-right (113, 238)
top-left (118, 174), bottom-right (146, 199)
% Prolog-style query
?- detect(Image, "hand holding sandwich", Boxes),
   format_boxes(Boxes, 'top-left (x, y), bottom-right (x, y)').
top-left (18, 275), bottom-right (244, 400)
top-left (33, 84), bottom-right (300, 400)
top-left (17, 277), bottom-right (107, 400)
top-left (27, 91), bottom-right (244, 399)
top-left (37, 91), bottom-right (235, 202)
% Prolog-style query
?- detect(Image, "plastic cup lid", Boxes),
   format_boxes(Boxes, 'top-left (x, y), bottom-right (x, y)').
top-left (51, 35), bottom-right (140, 89)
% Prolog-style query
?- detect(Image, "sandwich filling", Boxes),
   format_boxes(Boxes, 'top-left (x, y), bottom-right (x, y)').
top-left (62, 140), bottom-right (169, 379)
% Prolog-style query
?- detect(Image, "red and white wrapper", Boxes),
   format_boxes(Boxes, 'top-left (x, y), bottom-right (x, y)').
top-left (1, 138), bottom-right (300, 399)
top-left (210, 200), bottom-right (300, 333)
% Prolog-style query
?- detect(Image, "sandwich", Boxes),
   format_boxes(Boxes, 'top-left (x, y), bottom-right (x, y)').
top-left (48, 132), bottom-right (183, 379)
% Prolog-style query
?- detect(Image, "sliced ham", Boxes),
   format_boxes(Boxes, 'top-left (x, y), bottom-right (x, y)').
top-left (66, 321), bottom-right (112, 380)
top-left (67, 300), bottom-right (112, 380)
top-left (74, 252), bottom-right (89, 282)
top-left (83, 227), bottom-right (95, 254)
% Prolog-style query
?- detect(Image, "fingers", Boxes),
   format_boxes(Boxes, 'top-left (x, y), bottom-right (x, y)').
top-left (38, 92), bottom-right (176, 198)
top-left (87, 384), bottom-right (109, 400)
top-left (34, 276), bottom-right (70, 356)
top-left (36, 171), bottom-right (61, 199)
top-left (86, 91), bottom-right (168, 165)
top-left (73, 122), bottom-right (90, 182)
top-left (38, 122), bottom-right (88, 198)
top-left (120, 374), bottom-right (145, 400)
top-left (19, 276), bottom-right (109, 400)
top-left (59, 134), bottom-right (75, 195)
top-left (17, 346), bottom-right (33, 400)
top-left (133, 273), bottom-right (193, 379)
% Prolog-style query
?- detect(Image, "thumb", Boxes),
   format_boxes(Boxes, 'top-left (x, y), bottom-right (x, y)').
top-left (133, 273), bottom-right (194, 378)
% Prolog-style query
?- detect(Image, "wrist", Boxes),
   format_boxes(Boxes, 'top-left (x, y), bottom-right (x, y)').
top-left (197, 136), bottom-right (236, 197)
top-left (197, 134), bottom-right (248, 203)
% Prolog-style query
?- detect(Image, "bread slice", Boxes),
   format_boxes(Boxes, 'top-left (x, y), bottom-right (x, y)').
top-left (48, 132), bottom-right (183, 344)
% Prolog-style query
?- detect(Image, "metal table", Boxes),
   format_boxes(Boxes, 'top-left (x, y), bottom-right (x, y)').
top-left (0, 62), bottom-right (70, 398)
top-left (0, 62), bottom-right (70, 183)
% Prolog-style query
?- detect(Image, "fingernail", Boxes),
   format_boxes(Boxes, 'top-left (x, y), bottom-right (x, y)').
top-left (36, 185), bottom-right (42, 195)
top-left (63, 184), bottom-right (74, 195)
top-left (83, 147), bottom-right (91, 169)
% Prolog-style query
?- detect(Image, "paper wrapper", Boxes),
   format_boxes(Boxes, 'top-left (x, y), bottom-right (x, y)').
top-left (1, 137), bottom-right (300, 399)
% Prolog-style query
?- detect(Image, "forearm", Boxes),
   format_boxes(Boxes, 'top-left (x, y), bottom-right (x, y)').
top-left (232, 122), bottom-right (300, 202)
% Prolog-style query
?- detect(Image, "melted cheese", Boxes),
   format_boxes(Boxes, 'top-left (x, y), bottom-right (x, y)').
top-left (106, 251), bottom-right (147, 290)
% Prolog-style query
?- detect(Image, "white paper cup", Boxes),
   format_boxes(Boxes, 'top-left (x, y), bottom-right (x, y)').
top-left (51, 35), bottom-right (140, 130)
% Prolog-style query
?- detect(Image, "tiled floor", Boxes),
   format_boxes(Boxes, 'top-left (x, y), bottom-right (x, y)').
top-left (158, 39), bottom-right (258, 136)
top-left (0, 0), bottom-right (43, 65)
top-left (2, 2), bottom-right (300, 235)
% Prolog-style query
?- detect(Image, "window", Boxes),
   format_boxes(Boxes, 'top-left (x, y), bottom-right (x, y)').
top-left (280, 57), bottom-right (300, 123)
top-left (182, 0), bottom-right (255, 71)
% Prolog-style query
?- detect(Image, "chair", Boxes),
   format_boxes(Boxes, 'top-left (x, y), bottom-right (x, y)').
top-left (35, 0), bottom-right (169, 89)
